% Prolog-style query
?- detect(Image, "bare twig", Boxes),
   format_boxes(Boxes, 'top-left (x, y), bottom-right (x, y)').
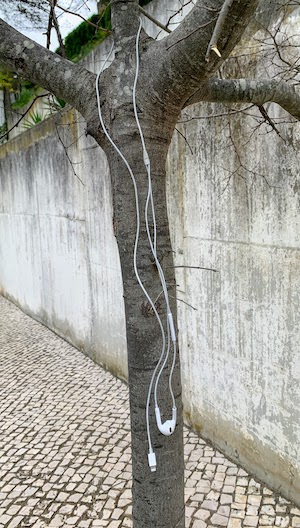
top-left (175, 126), bottom-right (194, 154)
top-left (55, 121), bottom-right (85, 186)
top-left (138, 6), bottom-right (171, 34)
top-left (257, 105), bottom-right (285, 140)
top-left (179, 105), bottom-right (255, 123)
top-left (0, 92), bottom-right (48, 141)
top-left (169, 294), bottom-right (197, 311)
top-left (51, 1), bottom-right (67, 57)
top-left (46, 0), bottom-right (55, 49)
top-left (56, 3), bottom-right (110, 31)
top-left (165, 265), bottom-right (219, 272)
top-left (205, 0), bottom-right (234, 62)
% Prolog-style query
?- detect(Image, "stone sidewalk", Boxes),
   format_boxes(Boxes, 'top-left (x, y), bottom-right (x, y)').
top-left (0, 296), bottom-right (299, 528)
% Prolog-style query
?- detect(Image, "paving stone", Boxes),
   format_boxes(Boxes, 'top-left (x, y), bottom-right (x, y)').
top-left (192, 521), bottom-right (206, 528)
top-left (220, 493), bottom-right (232, 504)
top-left (201, 500), bottom-right (218, 511)
top-left (244, 516), bottom-right (259, 526)
top-left (218, 505), bottom-right (230, 517)
top-left (260, 515), bottom-right (276, 526)
top-left (194, 509), bottom-right (210, 521)
top-left (228, 520), bottom-right (242, 528)
top-left (275, 517), bottom-right (290, 527)
top-left (7, 515), bottom-right (22, 528)
top-left (210, 513), bottom-right (228, 526)
top-left (0, 296), bottom-right (298, 528)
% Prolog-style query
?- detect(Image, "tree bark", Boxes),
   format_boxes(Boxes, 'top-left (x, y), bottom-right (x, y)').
top-left (183, 78), bottom-right (300, 119)
top-left (107, 132), bottom-right (185, 527)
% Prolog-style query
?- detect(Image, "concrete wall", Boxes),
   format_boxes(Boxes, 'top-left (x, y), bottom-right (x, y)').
top-left (168, 101), bottom-right (300, 505)
top-left (0, 111), bottom-right (127, 379)
top-left (0, 91), bottom-right (4, 128)
top-left (0, 0), bottom-right (300, 506)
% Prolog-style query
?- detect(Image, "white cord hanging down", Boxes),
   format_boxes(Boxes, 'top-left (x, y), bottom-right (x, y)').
top-left (133, 18), bottom-right (177, 423)
top-left (96, 41), bottom-right (169, 471)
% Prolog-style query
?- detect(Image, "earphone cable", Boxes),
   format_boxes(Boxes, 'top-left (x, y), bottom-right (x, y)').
top-left (96, 41), bottom-right (168, 457)
top-left (133, 19), bottom-right (177, 412)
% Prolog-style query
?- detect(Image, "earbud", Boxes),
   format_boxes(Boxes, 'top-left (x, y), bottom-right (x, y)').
top-left (155, 407), bottom-right (177, 436)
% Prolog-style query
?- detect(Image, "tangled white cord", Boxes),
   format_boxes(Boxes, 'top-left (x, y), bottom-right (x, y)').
top-left (96, 20), bottom-right (177, 472)
top-left (133, 18), bottom-right (177, 434)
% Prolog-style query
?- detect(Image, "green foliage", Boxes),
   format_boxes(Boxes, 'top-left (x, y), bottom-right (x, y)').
top-left (0, 122), bottom-right (7, 134)
top-left (60, 11), bottom-right (111, 62)
top-left (0, 67), bottom-right (17, 91)
top-left (23, 111), bottom-right (43, 129)
top-left (0, 66), bottom-right (38, 110)
top-left (44, 95), bottom-right (66, 114)
top-left (11, 87), bottom-right (38, 109)
top-left (59, 0), bottom-right (153, 62)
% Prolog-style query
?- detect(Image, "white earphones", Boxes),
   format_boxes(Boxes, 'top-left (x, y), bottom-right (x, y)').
top-left (96, 19), bottom-right (177, 473)
top-left (133, 19), bottom-right (178, 452)
top-left (155, 407), bottom-right (177, 436)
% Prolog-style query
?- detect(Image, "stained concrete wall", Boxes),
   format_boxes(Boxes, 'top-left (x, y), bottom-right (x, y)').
top-left (0, 0), bottom-right (300, 507)
top-left (0, 91), bottom-right (4, 128)
top-left (0, 111), bottom-right (127, 379)
top-left (167, 101), bottom-right (300, 505)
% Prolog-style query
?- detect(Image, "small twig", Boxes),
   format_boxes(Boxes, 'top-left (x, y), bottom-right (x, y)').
top-left (56, 3), bottom-right (110, 31)
top-left (175, 126), bottom-right (194, 155)
top-left (169, 294), bottom-right (197, 311)
top-left (46, 1), bottom-right (55, 49)
top-left (0, 92), bottom-right (48, 141)
top-left (179, 105), bottom-right (255, 123)
top-left (205, 0), bottom-right (234, 62)
top-left (138, 6), bottom-right (171, 34)
top-left (165, 265), bottom-right (219, 272)
top-left (55, 122), bottom-right (85, 186)
top-left (50, 1), bottom-right (67, 57)
top-left (257, 105), bottom-right (285, 140)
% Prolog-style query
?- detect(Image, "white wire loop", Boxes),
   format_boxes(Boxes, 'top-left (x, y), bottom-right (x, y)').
top-left (133, 17), bottom-right (177, 418)
top-left (96, 20), bottom-right (177, 468)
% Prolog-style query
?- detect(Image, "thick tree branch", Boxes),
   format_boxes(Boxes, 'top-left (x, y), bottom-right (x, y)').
top-left (143, 0), bottom-right (260, 108)
top-left (111, 0), bottom-right (140, 48)
top-left (0, 18), bottom-right (96, 119)
top-left (205, 0), bottom-right (233, 61)
top-left (184, 78), bottom-right (300, 120)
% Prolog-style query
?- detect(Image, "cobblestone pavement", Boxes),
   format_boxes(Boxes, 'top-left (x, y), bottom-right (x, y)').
top-left (0, 296), bottom-right (299, 528)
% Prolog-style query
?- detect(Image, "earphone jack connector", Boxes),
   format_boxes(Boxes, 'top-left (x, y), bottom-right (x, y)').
top-left (148, 451), bottom-right (157, 472)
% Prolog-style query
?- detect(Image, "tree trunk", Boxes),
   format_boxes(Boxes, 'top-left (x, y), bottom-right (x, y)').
top-left (106, 133), bottom-right (185, 528)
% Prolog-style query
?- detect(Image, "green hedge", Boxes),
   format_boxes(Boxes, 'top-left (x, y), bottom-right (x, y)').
top-left (62, 11), bottom-right (111, 61)
top-left (59, 0), bottom-right (154, 61)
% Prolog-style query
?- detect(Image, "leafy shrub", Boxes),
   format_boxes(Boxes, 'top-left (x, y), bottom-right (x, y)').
top-left (59, 0), bottom-right (153, 61)
top-left (11, 87), bottom-right (38, 109)
top-left (23, 111), bottom-right (43, 129)
top-left (61, 11), bottom-right (111, 61)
